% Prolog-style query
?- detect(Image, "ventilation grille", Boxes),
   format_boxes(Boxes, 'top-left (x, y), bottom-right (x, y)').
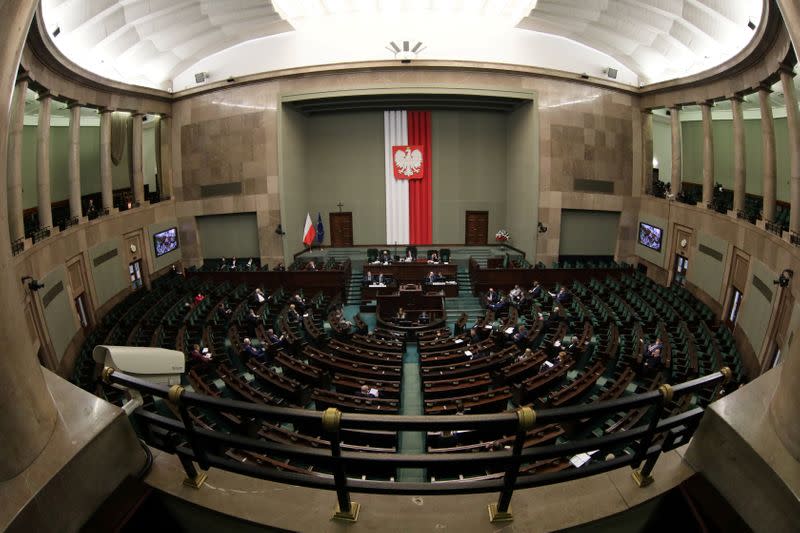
top-left (42, 281), bottom-right (64, 308)
top-left (752, 275), bottom-right (773, 302)
top-left (200, 182), bottom-right (242, 198)
top-left (698, 244), bottom-right (723, 262)
top-left (93, 248), bottom-right (118, 267)
top-left (574, 178), bottom-right (614, 194)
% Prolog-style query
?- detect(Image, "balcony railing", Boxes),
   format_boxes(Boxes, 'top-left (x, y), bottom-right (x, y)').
top-left (103, 367), bottom-right (730, 523)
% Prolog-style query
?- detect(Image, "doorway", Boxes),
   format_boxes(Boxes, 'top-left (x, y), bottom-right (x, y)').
top-left (130, 260), bottom-right (143, 290)
top-left (329, 212), bottom-right (353, 247)
top-left (465, 211), bottom-right (488, 245)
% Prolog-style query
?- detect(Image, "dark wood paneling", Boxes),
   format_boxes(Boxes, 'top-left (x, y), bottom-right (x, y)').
top-left (330, 212), bottom-right (353, 247)
top-left (465, 211), bottom-right (488, 245)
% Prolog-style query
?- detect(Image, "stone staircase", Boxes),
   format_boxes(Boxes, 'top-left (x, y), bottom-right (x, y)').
top-left (345, 268), bottom-right (362, 305)
top-left (445, 269), bottom-right (483, 323)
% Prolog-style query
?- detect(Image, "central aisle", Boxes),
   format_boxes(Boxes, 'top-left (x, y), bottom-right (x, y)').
top-left (397, 341), bottom-right (426, 482)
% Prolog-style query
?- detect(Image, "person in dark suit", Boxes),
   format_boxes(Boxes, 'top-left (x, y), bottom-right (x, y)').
top-left (418, 310), bottom-right (430, 324)
top-left (565, 336), bottom-right (581, 356)
top-left (242, 337), bottom-right (266, 361)
top-left (364, 270), bottom-right (374, 285)
top-left (509, 284), bottom-right (524, 306)
top-left (468, 327), bottom-right (482, 345)
top-left (426, 271), bottom-right (436, 284)
top-left (529, 281), bottom-right (542, 300)
top-left (549, 287), bottom-right (572, 305)
top-left (485, 288), bottom-right (499, 308)
top-left (429, 251), bottom-right (439, 263)
top-left (512, 325), bottom-right (529, 347)
top-left (286, 304), bottom-right (300, 323)
top-left (266, 328), bottom-right (285, 348)
top-left (290, 293), bottom-right (306, 311)
top-left (246, 308), bottom-right (260, 336)
top-left (380, 250), bottom-right (391, 263)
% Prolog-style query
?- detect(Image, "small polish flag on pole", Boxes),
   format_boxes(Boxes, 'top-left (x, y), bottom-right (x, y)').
top-left (302, 213), bottom-right (316, 246)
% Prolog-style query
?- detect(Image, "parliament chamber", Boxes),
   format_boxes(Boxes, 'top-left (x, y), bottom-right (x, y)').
top-left (2, 1), bottom-right (800, 532)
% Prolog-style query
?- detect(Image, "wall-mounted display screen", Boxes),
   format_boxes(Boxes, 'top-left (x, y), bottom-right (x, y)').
top-left (638, 222), bottom-right (663, 252)
top-left (153, 227), bottom-right (179, 257)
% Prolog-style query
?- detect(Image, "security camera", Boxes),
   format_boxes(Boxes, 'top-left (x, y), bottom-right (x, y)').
top-left (538, 222), bottom-right (548, 234)
top-left (774, 269), bottom-right (794, 288)
top-left (93, 345), bottom-right (185, 386)
top-left (275, 224), bottom-right (286, 236)
top-left (21, 276), bottom-right (45, 291)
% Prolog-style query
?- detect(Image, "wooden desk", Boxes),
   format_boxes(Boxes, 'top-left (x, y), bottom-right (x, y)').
top-left (363, 262), bottom-right (457, 283)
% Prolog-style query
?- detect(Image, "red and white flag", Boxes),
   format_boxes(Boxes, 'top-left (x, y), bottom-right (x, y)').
top-left (392, 145), bottom-right (424, 180)
top-left (302, 212), bottom-right (316, 246)
top-left (384, 111), bottom-right (432, 245)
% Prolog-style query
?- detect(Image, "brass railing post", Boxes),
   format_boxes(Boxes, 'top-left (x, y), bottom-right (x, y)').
top-left (167, 384), bottom-right (208, 488)
top-left (489, 406), bottom-right (536, 523)
top-left (632, 384), bottom-right (673, 487)
top-left (323, 408), bottom-right (359, 521)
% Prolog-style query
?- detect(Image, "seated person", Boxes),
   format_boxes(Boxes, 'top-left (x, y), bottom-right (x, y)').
top-left (306, 260), bottom-right (317, 271)
top-left (646, 337), bottom-right (664, 357)
top-left (425, 271), bottom-right (437, 284)
top-left (363, 270), bottom-right (374, 285)
top-left (468, 327), bottom-right (482, 345)
top-left (509, 284), bottom-right (524, 305)
top-left (418, 310), bottom-right (430, 324)
top-left (380, 250), bottom-right (391, 264)
top-left (219, 257), bottom-right (227, 271)
top-left (189, 343), bottom-right (212, 364)
top-left (242, 337), bottom-right (266, 361)
top-left (540, 351), bottom-right (569, 373)
top-left (487, 289), bottom-right (508, 312)
top-left (286, 304), bottom-right (301, 323)
top-left (230, 257), bottom-right (238, 270)
top-left (404, 248), bottom-right (415, 262)
top-left (485, 288), bottom-right (500, 307)
top-left (274, 262), bottom-right (286, 272)
top-left (194, 292), bottom-right (205, 306)
top-left (360, 384), bottom-right (380, 398)
top-left (516, 348), bottom-right (534, 362)
top-left (512, 325), bottom-right (529, 347)
top-left (290, 293), bottom-right (306, 311)
top-left (245, 258), bottom-right (253, 270)
top-left (643, 347), bottom-right (662, 372)
top-left (428, 250), bottom-right (440, 263)
top-left (265, 328), bottom-right (285, 347)
top-left (395, 307), bottom-right (407, 321)
top-left (565, 335), bottom-right (581, 356)
top-left (216, 302), bottom-right (232, 320)
top-left (375, 272), bottom-right (387, 285)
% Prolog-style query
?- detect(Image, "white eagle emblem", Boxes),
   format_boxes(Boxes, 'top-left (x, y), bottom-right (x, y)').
top-left (394, 146), bottom-right (423, 178)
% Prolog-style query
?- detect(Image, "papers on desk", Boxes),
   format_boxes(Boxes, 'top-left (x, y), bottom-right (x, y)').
top-left (505, 327), bottom-right (515, 334)
top-left (484, 324), bottom-right (493, 330)
top-left (368, 388), bottom-right (380, 398)
top-left (569, 450), bottom-right (599, 468)
top-left (542, 360), bottom-right (554, 369)
top-left (454, 338), bottom-right (464, 344)
top-left (464, 350), bottom-right (473, 358)
top-left (554, 340), bottom-right (562, 347)
top-left (369, 283), bottom-right (386, 287)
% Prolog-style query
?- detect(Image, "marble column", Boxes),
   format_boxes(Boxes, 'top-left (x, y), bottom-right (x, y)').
top-left (669, 106), bottom-right (682, 196)
top-left (67, 102), bottom-right (82, 220)
top-left (0, 0), bottom-right (58, 481)
top-left (780, 67), bottom-right (800, 234)
top-left (700, 101), bottom-right (715, 207)
top-left (158, 114), bottom-right (173, 199)
top-left (99, 108), bottom-right (113, 212)
top-left (7, 75), bottom-right (27, 242)
top-left (759, 86), bottom-right (777, 222)
top-left (642, 110), bottom-right (653, 195)
top-left (36, 92), bottom-right (53, 229)
top-left (731, 95), bottom-right (746, 213)
top-left (131, 112), bottom-right (145, 206)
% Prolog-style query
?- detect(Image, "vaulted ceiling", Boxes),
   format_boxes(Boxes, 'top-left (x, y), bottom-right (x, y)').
top-left (40, 0), bottom-right (764, 91)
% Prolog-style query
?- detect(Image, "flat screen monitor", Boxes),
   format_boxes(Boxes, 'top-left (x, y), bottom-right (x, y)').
top-left (638, 222), bottom-right (663, 252)
top-left (153, 227), bottom-right (179, 257)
